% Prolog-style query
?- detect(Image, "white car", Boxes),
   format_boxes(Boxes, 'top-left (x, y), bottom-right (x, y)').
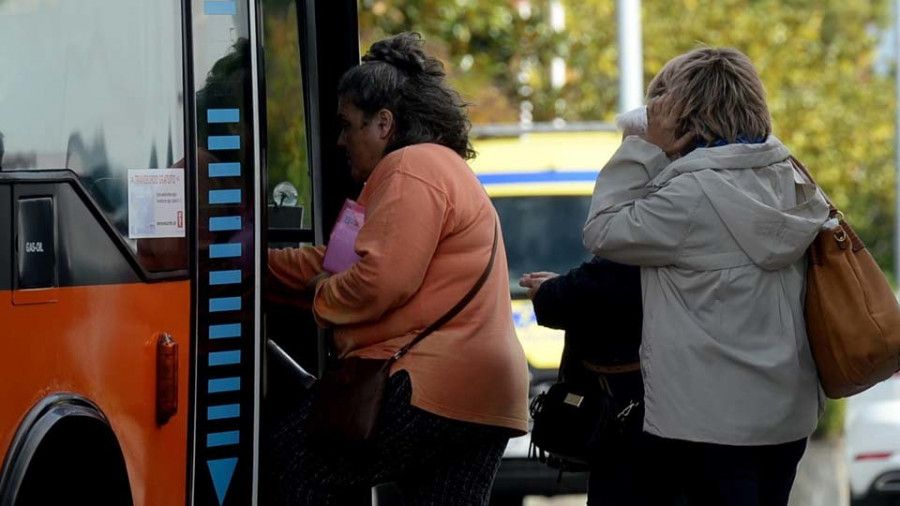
top-left (845, 373), bottom-right (900, 505)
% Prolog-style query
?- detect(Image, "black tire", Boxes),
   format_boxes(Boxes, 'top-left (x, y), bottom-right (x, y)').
top-left (14, 416), bottom-right (132, 506)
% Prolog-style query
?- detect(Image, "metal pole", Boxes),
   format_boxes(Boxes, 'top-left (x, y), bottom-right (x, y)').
top-left (895, 0), bottom-right (900, 286)
top-left (617, 0), bottom-right (643, 113)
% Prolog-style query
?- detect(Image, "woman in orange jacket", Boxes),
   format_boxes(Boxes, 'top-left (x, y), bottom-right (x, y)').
top-left (266, 33), bottom-right (529, 505)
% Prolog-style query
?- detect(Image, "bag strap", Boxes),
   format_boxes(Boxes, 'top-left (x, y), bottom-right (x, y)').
top-left (789, 156), bottom-right (866, 255)
top-left (789, 156), bottom-right (838, 213)
top-left (391, 220), bottom-right (499, 362)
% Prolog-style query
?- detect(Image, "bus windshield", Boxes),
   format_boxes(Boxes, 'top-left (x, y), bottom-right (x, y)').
top-left (491, 194), bottom-right (593, 295)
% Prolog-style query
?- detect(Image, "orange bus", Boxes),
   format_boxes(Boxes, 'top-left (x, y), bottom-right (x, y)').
top-left (0, 0), bottom-right (361, 504)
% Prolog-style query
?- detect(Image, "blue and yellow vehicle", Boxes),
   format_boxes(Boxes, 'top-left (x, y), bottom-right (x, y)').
top-left (471, 129), bottom-right (622, 502)
top-left (472, 130), bottom-right (622, 371)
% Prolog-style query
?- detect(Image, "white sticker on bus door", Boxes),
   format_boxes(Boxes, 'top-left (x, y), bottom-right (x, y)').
top-left (127, 169), bottom-right (186, 239)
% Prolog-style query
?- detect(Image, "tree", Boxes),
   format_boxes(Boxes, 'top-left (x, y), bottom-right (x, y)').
top-left (359, 0), bottom-right (897, 275)
top-left (640, 0), bottom-right (895, 275)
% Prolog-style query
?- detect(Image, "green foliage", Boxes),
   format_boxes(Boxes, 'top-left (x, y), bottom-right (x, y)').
top-left (643, 0), bottom-right (895, 276)
top-left (813, 398), bottom-right (846, 439)
top-left (359, 0), bottom-right (898, 275)
top-left (359, 0), bottom-right (562, 123)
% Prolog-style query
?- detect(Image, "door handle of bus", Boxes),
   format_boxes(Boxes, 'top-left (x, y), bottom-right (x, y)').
top-left (267, 339), bottom-right (316, 389)
top-left (156, 333), bottom-right (178, 425)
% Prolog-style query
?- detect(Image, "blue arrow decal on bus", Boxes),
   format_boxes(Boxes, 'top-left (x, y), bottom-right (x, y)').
top-left (209, 163), bottom-right (241, 178)
top-left (209, 189), bottom-right (242, 205)
top-left (209, 216), bottom-right (241, 231)
top-left (207, 457), bottom-right (238, 505)
top-left (209, 243), bottom-right (242, 259)
top-left (210, 270), bottom-right (242, 286)
top-left (208, 135), bottom-right (241, 151)
top-left (207, 430), bottom-right (240, 448)
top-left (207, 108), bottom-right (240, 123)
top-left (209, 297), bottom-right (241, 313)
top-left (207, 404), bottom-right (240, 420)
top-left (209, 323), bottom-right (241, 339)
top-left (204, 1), bottom-right (237, 16)
top-left (208, 376), bottom-right (241, 393)
top-left (209, 350), bottom-right (241, 366)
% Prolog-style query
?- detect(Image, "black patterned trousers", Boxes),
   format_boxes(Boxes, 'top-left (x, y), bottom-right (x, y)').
top-left (265, 371), bottom-right (511, 505)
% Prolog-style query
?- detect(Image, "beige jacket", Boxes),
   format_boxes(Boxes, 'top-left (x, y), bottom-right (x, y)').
top-left (584, 136), bottom-right (829, 445)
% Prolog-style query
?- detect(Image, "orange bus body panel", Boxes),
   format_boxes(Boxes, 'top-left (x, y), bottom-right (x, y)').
top-left (0, 281), bottom-right (191, 506)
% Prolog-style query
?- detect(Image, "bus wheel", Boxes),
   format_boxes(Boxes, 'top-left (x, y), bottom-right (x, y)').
top-left (13, 415), bottom-right (133, 505)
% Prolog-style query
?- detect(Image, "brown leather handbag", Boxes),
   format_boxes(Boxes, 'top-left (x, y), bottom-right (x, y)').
top-left (792, 157), bottom-right (900, 398)
top-left (306, 222), bottom-right (499, 443)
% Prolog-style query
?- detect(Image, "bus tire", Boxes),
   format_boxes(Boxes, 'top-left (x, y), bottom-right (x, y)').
top-left (0, 394), bottom-right (133, 506)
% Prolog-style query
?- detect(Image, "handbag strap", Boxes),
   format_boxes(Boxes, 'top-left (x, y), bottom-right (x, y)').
top-left (789, 155), bottom-right (838, 212)
top-left (390, 220), bottom-right (499, 362)
top-left (789, 156), bottom-right (865, 254)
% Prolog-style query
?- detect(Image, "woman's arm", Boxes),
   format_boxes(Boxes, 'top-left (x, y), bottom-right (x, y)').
top-left (532, 259), bottom-right (640, 330)
top-left (583, 135), bottom-right (702, 267)
top-left (313, 172), bottom-right (450, 327)
top-left (583, 170), bottom-right (700, 267)
top-left (266, 246), bottom-right (326, 308)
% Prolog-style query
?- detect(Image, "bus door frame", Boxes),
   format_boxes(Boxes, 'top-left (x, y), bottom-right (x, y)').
top-left (184, 0), bottom-right (265, 504)
top-left (184, 0), bottom-right (361, 504)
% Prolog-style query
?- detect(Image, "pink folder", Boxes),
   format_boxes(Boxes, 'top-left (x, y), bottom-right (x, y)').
top-left (322, 199), bottom-right (366, 274)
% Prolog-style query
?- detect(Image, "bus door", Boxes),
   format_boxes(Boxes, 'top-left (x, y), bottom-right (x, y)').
top-left (189, 0), bottom-right (360, 504)
top-left (257, 0), bottom-right (361, 382)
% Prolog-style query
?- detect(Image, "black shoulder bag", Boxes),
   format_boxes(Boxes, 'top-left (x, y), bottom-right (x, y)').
top-left (529, 360), bottom-right (642, 471)
top-left (307, 222), bottom-right (498, 444)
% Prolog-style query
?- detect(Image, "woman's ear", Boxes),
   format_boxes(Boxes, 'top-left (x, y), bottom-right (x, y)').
top-left (375, 109), bottom-right (395, 140)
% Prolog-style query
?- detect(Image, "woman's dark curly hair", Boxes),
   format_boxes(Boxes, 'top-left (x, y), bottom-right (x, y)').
top-left (338, 32), bottom-right (475, 160)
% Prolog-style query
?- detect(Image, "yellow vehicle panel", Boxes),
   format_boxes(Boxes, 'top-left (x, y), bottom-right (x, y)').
top-left (511, 299), bottom-right (565, 370)
top-left (472, 130), bottom-right (621, 370)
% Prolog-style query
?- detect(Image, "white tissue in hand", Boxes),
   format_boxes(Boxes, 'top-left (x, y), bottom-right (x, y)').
top-left (616, 105), bottom-right (648, 135)
top-left (822, 218), bottom-right (840, 231)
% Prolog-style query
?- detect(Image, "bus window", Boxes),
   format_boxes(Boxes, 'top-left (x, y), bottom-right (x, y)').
top-left (0, 0), bottom-right (187, 272)
top-left (492, 195), bottom-right (593, 296)
top-left (261, 0), bottom-right (312, 232)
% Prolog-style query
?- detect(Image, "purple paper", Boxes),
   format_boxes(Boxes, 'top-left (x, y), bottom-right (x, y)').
top-left (323, 199), bottom-right (366, 273)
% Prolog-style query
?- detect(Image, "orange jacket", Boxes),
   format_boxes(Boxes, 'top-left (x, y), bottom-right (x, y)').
top-left (269, 143), bottom-right (528, 433)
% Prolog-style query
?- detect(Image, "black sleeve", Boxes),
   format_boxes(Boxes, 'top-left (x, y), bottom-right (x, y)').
top-left (531, 258), bottom-right (641, 331)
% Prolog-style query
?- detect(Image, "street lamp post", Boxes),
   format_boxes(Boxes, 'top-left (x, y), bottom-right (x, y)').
top-left (617, 0), bottom-right (643, 113)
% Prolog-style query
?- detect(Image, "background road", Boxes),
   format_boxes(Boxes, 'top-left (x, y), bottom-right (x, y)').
top-left (522, 438), bottom-right (848, 506)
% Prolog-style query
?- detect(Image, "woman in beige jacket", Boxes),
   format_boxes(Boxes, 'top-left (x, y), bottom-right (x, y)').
top-left (583, 48), bottom-right (829, 505)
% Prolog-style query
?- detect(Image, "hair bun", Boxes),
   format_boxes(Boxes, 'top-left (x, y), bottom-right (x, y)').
top-left (363, 32), bottom-right (442, 78)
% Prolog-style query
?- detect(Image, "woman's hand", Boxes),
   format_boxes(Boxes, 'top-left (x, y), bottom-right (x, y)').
top-left (646, 93), bottom-right (695, 159)
top-left (519, 272), bottom-right (559, 300)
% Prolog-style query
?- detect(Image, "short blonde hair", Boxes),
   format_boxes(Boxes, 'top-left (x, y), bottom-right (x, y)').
top-left (646, 53), bottom-right (688, 99)
top-left (665, 48), bottom-right (772, 146)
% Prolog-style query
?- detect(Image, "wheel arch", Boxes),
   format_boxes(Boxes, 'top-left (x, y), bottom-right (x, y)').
top-left (0, 393), bottom-right (133, 506)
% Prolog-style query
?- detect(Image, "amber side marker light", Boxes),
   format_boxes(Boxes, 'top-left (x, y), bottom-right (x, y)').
top-left (156, 333), bottom-right (178, 425)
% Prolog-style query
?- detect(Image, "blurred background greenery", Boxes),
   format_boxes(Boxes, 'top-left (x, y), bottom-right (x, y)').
top-left (357, 0), bottom-right (897, 280)
top-left (260, 0), bottom-right (900, 436)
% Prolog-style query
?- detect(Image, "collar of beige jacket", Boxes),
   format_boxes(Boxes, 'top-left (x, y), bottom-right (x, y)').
top-left (651, 135), bottom-right (791, 186)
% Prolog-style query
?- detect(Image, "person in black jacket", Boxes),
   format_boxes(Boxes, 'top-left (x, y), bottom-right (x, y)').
top-left (520, 258), bottom-right (646, 506)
